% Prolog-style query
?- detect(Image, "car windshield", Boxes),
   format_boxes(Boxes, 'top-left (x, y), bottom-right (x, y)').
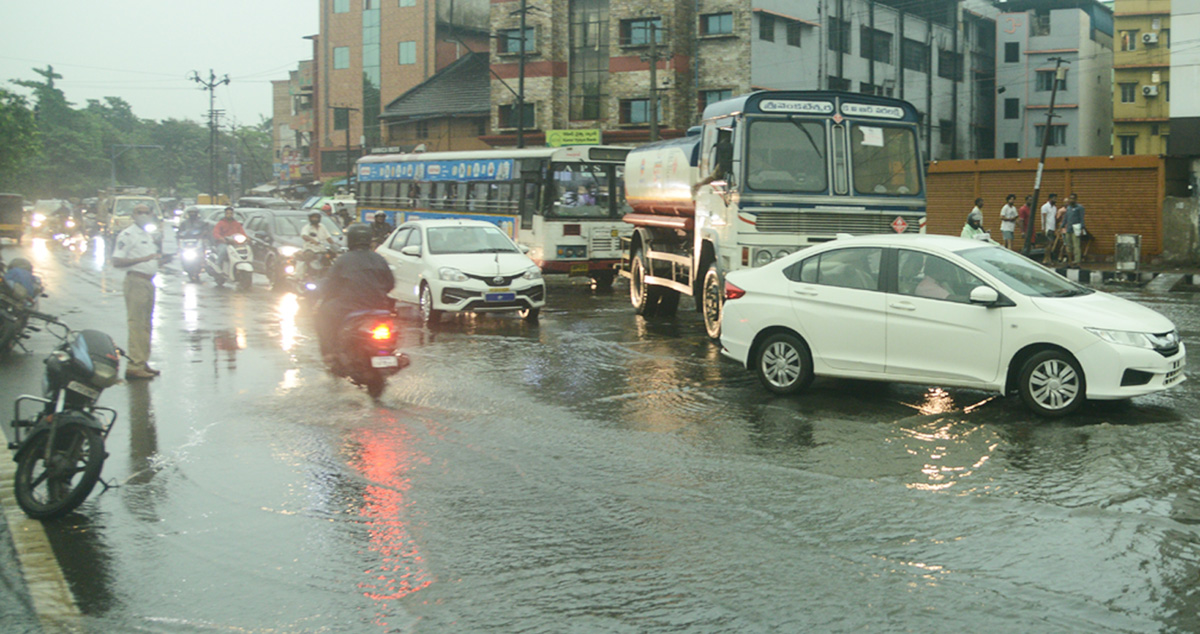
top-left (426, 226), bottom-right (519, 255)
top-left (957, 246), bottom-right (1093, 298)
top-left (114, 198), bottom-right (160, 217)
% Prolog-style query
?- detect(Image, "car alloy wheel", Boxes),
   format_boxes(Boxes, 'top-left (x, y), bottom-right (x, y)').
top-left (755, 332), bottom-right (814, 395)
top-left (1019, 350), bottom-right (1084, 417)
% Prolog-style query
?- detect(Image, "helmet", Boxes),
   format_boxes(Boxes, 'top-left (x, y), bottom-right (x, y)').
top-left (8, 257), bottom-right (32, 272)
top-left (186, 208), bottom-right (199, 217)
top-left (345, 223), bottom-right (372, 250)
top-left (308, 212), bottom-right (322, 222)
top-left (321, 203), bottom-right (332, 212)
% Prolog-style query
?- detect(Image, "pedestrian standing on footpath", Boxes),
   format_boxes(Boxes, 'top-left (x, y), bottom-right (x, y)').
top-left (111, 204), bottom-right (164, 380)
top-left (999, 194), bottom-right (1019, 250)
top-left (1018, 195), bottom-right (1032, 246)
top-left (1064, 193), bottom-right (1087, 267)
top-left (1040, 193), bottom-right (1058, 263)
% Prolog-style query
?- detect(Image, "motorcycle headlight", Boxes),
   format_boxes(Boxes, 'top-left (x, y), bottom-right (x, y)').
top-left (438, 267), bottom-right (468, 282)
top-left (182, 248), bottom-right (199, 261)
top-left (753, 249), bottom-right (774, 267)
top-left (1085, 327), bottom-right (1155, 349)
top-left (32, 213), bottom-right (45, 223)
top-left (522, 266), bottom-right (542, 281)
top-left (278, 245), bottom-right (301, 257)
top-left (232, 234), bottom-right (246, 243)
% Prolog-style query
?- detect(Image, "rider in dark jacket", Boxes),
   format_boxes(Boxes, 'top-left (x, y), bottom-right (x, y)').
top-left (317, 223), bottom-right (394, 358)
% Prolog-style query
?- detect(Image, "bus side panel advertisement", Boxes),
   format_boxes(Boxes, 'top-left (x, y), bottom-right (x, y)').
top-left (359, 159), bottom-right (515, 183)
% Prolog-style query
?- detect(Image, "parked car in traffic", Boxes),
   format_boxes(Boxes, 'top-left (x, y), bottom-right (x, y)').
top-left (719, 234), bottom-right (1186, 417)
top-left (243, 209), bottom-right (345, 289)
top-left (375, 219), bottom-right (545, 324)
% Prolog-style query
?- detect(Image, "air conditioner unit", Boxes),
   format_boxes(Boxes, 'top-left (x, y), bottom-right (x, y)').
top-left (1143, 85), bottom-right (1159, 97)
top-left (1142, 32), bottom-right (1159, 44)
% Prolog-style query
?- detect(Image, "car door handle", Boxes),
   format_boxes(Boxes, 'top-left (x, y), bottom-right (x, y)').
top-left (890, 301), bottom-right (916, 311)
top-left (792, 288), bottom-right (819, 296)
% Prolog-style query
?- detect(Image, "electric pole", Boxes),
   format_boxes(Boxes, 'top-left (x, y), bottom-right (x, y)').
top-left (511, 0), bottom-right (530, 148)
top-left (333, 106), bottom-right (359, 193)
top-left (640, 19), bottom-right (667, 142)
top-left (191, 69), bottom-right (230, 201)
top-left (1024, 57), bottom-right (1069, 256)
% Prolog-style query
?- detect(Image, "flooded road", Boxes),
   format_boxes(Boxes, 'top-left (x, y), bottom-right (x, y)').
top-left (2, 238), bottom-right (1200, 632)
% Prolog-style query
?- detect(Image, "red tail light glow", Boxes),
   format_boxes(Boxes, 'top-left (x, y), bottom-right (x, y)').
top-left (371, 324), bottom-right (392, 340)
top-left (724, 281), bottom-right (746, 300)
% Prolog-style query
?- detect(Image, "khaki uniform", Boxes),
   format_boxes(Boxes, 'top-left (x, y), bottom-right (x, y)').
top-left (112, 224), bottom-right (159, 368)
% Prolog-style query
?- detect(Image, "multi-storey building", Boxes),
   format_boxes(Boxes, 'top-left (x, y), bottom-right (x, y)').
top-left (1167, 1), bottom-right (1198, 157)
top-left (271, 61), bottom-right (315, 186)
top-left (993, 0), bottom-right (1114, 159)
top-left (1113, 0), bottom-right (1171, 155)
top-left (310, 0), bottom-right (488, 180)
top-left (485, 0), bottom-right (998, 160)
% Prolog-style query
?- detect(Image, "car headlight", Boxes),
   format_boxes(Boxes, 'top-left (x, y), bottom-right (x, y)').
top-left (279, 245), bottom-right (301, 257)
top-left (438, 267), bottom-right (468, 282)
top-left (522, 266), bottom-right (542, 281)
top-left (1085, 327), bottom-right (1156, 349)
top-left (753, 249), bottom-right (774, 267)
top-left (32, 213), bottom-right (45, 222)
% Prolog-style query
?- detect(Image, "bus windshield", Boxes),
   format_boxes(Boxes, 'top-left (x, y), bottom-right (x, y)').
top-left (545, 163), bottom-right (630, 219)
top-left (850, 124), bottom-right (921, 196)
top-left (745, 119), bottom-right (827, 193)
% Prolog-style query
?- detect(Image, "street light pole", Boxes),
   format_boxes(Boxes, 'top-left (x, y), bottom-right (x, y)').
top-left (190, 69), bottom-right (230, 200)
top-left (1024, 57), bottom-right (1068, 256)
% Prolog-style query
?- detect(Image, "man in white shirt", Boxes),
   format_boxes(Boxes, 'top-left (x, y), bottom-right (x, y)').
top-left (111, 205), bottom-right (164, 380)
top-left (1040, 193), bottom-right (1058, 264)
top-left (999, 194), bottom-right (1018, 250)
top-left (297, 211), bottom-right (336, 279)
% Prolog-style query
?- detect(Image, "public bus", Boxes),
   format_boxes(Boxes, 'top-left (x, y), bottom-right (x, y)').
top-left (622, 90), bottom-right (927, 337)
top-left (355, 145), bottom-right (633, 287)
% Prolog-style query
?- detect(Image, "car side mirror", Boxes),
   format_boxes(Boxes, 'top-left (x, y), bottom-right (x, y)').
top-left (519, 244), bottom-right (530, 254)
top-left (969, 286), bottom-right (1000, 306)
top-left (400, 245), bottom-right (420, 257)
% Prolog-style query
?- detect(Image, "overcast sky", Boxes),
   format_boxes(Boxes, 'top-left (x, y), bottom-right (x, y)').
top-left (1, 0), bottom-right (317, 125)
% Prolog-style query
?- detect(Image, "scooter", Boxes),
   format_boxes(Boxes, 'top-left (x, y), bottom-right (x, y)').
top-left (179, 238), bottom-right (205, 283)
top-left (8, 313), bottom-right (123, 520)
top-left (207, 234), bottom-right (255, 291)
top-left (326, 310), bottom-right (409, 400)
top-left (0, 258), bottom-right (45, 355)
top-left (295, 245), bottom-right (341, 299)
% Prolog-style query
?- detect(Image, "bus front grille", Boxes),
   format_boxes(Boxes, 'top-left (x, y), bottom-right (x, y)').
top-left (753, 212), bottom-right (924, 235)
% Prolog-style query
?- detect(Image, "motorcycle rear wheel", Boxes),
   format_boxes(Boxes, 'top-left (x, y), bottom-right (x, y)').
top-left (364, 371), bottom-right (386, 400)
top-left (14, 422), bottom-right (106, 520)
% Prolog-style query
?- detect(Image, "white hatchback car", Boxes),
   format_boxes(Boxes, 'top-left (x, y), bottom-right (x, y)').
top-left (719, 234), bottom-right (1186, 417)
top-left (375, 219), bottom-right (546, 324)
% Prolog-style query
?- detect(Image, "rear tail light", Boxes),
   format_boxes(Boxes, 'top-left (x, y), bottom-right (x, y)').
top-left (724, 281), bottom-right (745, 300)
top-left (370, 324), bottom-right (392, 340)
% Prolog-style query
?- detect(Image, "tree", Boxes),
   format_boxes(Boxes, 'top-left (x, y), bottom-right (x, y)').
top-left (0, 89), bottom-right (39, 191)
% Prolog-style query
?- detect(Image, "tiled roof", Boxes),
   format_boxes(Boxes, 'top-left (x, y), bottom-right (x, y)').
top-left (381, 53), bottom-right (489, 120)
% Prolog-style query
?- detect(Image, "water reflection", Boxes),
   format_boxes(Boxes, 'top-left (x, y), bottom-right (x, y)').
top-left (278, 293), bottom-right (301, 351)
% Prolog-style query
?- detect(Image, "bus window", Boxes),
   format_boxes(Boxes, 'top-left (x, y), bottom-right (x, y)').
top-left (382, 182), bottom-right (399, 205)
top-left (851, 125), bottom-right (921, 196)
top-left (443, 183), bottom-right (460, 210)
top-left (521, 181), bottom-right (539, 229)
top-left (407, 183), bottom-right (422, 208)
top-left (614, 165), bottom-right (633, 215)
top-left (745, 119), bottom-right (827, 193)
top-left (547, 163), bottom-right (618, 218)
top-left (495, 183), bottom-right (516, 213)
top-left (468, 182), bottom-right (489, 211)
top-left (832, 125), bottom-right (848, 195)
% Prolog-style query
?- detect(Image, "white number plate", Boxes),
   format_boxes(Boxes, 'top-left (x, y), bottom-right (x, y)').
top-left (67, 381), bottom-right (100, 399)
top-left (371, 356), bottom-right (399, 368)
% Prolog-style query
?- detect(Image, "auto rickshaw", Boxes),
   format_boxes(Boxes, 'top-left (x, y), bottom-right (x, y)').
top-left (0, 194), bottom-right (23, 244)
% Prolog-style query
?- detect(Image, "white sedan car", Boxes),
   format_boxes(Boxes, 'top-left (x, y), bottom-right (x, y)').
top-left (375, 219), bottom-right (546, 324)
top-left (719, 234), bottom-right (1186, 417)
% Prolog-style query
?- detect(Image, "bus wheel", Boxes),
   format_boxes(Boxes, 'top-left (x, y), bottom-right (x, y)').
top-left (702, 264), bottom-right (723, 340)
top-left (630, 250), bottom-right (661, 317)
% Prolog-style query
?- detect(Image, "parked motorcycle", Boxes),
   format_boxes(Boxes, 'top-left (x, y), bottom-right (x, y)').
top-left (8, 313), bottom-right (123, 519)
top-left (207, 234), bottom-right (255, 291)
top-left (1, 258), bottom-right (45, 355)
top-left (326, 310), bottom-right (409, 399)
top-left (179, 238), bottom-right (206, 283)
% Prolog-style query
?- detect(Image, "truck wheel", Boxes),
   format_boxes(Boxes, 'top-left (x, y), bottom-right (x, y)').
top-left (702, 264), bottom-right (723, 340)
top-left (630, 250), bottom-right (661, 317)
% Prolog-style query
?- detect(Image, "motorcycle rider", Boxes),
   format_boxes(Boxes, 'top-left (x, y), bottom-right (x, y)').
top-left (178, 207), bottom-right (209, 240)
top-left (297, 211), bottom-right (337, 279)
top-left (316, 223), bottom-right (394, 361)
top-left (211, 206), bottom-right (247, 269)
top-left (370, 212), bottom-right (394, 248)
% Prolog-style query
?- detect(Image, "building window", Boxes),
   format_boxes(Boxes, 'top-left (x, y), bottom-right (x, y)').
top-left (787, 22), bottom-right (802, 47)
top-left (1120, 30), bottom-right (1138, 51)
top-left (1164, 81), bottom-right (1170, 101)
top-left (334, 0), bottom-right (349, 13)
top-left (399, 0), bottom-right (415, 5)
top-left (620, 98), bottom-right (662, 125)
top-left (827, 76), bottom-right (851, 91)
top-left (759, 14), bottom-right (775, 42)
top-left (398, 41), bottom-right (416, 65)
top-left (901, 38), bottom-right (929, 73)
top-left (477, 118), bottom-right (487, 136)
top-left (1031, 12), bottom-right (1050, 37)
top-left (1119, 135), bottom-right (1137, 155)
top-left (333, 107), bottom-right (350, 131)
top-left (1120, 83), bottom-right (1138, 103)
top-left (333, 46), bottom-right (350, 70)
top-left (621, 18), bottom-right (663, 46)
top-left (499, 27), bottom-right (535, 54)
top-left (939, 119), bottom-right (953, 145)
top-left (1004, 142), bottom-right (1018, 158)
top-left (701, 89), bottom-right (732, 110)
top-left (1035, 124), bottom-right (1066, 147)
top-left (1004, 42), bottom-right (1019, 63)
top-left (1036, 70), bottom-right (1066, 92)
top-left (828, 17), bottom-right (851, 53)
top-left (415, 120), bottom-right (429, 140)
top-left (498, 103), bottom-right (535, 129)
top-left (1151, 124), bottom-right (1159, 136)
top-left (569, 0), bottom-right (609, 121)
top-left (701, 12), bottom-right (733, 36)
top-left (1004, 98), bottom-right (1019, 119)
top-left (937, 49), bottom-right (962, 80)
top-left (860, 27), bottom-right (892, 64)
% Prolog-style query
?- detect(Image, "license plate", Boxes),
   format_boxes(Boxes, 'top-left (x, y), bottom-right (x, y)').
top-left (67, 381), bottom-right (99, 399)
top-left (371, 356), bottom-right (399, 368)
top-left (485, 292), bottom-right (516, 302)
top-left (488, 287), bottom-right (511, 293)
top-left (569, 262), bottom-right (588, 276)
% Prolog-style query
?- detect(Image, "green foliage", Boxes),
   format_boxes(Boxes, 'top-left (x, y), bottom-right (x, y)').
top-left (2, 66), bottom-right (274, 199)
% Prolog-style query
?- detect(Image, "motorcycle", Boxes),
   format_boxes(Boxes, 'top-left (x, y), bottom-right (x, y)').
top-left (0, 259), bottom-right (45, 355)
top-left (326, 310), bottom-right (409, 399)
top-left (179, 237), bottom-right (206, 283)
top-left (295, 245), bottom-right (341, 299)
top-left (8, 313), bottom-right (123, 520)
top-left (207, 233), bottom-right (255, 291)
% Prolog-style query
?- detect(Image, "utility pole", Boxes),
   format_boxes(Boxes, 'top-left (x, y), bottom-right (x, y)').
top-left (190, 69), bottom-right (230, 201)
top-left (640, 18), bottom-right (667, 142)
top-left (512, 0), bottom-right (530, 148)
top-left (333, 106), bottom-right (359, 193)
top-left (1024, 57), bottom-right (1068, 256)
